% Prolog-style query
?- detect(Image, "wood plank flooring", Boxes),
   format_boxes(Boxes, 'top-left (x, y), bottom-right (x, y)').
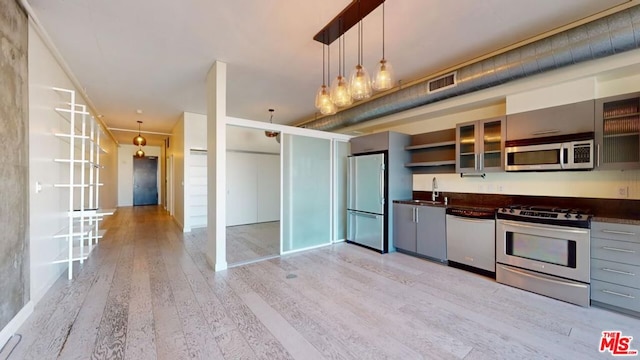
top-left (224, 221), bottom-right (279, 265)
top-left (5, 206), bottom-right (639, 359)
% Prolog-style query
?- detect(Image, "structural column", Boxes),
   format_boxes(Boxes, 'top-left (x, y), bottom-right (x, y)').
top-left (206, 61), bottom-right (227, 271)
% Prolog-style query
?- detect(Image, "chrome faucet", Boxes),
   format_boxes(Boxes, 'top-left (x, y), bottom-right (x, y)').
top-left (432, 177), bottom-right (439, 202)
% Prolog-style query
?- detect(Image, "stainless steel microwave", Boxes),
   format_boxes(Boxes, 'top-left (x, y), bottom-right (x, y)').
top-left (505, 136), bottom-right (594, 171)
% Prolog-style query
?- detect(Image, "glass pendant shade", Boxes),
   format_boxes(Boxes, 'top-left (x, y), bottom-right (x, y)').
top-left (315, 84), bottom-right (336, 115)
top-left (373, 59), bottom-right (394, 91)
top-left (349, 64), bottom-right (372, 100)
top-left (135, 147), bottom-right (145, 157)
top-left (315, 84), bottom-right (331, 109)
top-left (330, 75), bottom-right (352, 107)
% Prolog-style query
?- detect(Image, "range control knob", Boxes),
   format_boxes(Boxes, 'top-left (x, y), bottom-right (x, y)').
top-left (576, 213), bottom-right (583, 219)
top-left (564, 213), bottom-right (572, 218)
top-left (510, 208), bottom-right (515, 214)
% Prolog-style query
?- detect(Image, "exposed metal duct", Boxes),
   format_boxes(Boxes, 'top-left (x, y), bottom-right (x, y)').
top-left (302, 5), bottom-right (640, 131)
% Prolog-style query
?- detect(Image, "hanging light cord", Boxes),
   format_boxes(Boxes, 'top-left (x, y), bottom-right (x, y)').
top-left (382, 1), bottom-right (385, 60)
top-left (338, 19), bottom-right (342, 77)
top-left (358, 0), bottom-right (363, 65)
top-left (341, 30), bottom-right (346, 76)
top-left (322, 41), bottom-right (326, 86)
top-left (327, 42), bottom-right (331, 84)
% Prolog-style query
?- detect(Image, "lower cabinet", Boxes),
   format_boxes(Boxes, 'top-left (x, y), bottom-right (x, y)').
top-left (393, 203), bottom-right (446, 262)
top-left (590, 221), bottom-right (640, 315)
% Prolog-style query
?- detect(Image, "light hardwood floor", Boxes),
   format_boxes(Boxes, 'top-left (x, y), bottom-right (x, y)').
top-left (5, 206), bottom-right (639, 359)
top-left (225, 221), bottom-right (280, 266)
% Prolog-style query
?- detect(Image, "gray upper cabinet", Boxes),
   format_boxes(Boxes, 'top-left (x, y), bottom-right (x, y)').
top-left (456, 117), bottom-right (505, 173)
top-left (595, 93), bottom-right (640, 170)
top-left (506, 100), bottom-right (594, 141)
top-left (350, 132), bottom-right (390, 154)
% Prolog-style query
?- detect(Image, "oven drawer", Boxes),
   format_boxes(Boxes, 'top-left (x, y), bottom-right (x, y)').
top-left (591, 238), bottom-right (640, 264)
top-left (591, 280), bottom-right (640, 313)
top-left (591, 259), bottom-right (640, 289)
top-left (592, 222), bottom-right (640, 243)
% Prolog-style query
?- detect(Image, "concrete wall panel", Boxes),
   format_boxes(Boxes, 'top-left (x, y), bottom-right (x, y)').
top-left (0, 0), bottom-right (29, 331)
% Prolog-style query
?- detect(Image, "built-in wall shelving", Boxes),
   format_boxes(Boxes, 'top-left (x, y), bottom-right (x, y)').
top-left (189, 148), bottom-right (208, 229)
top-left (404, 129), bottom-right (457, 174)
top-left (52, 87), bottom-right (114, 279)
top-left (596, 94), bottom-right (640, 169)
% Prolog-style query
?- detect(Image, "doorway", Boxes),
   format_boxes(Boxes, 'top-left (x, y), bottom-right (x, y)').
top-left (133, 156), bottom-right (158, 206)
top-left (166, 154), bottom-right (174, 215)
top-left (226, 125), bottom-right (281, 266)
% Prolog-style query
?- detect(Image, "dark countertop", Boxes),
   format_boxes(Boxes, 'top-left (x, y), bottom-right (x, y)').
top-left (412, 191), bottom-right (640, 222)
top-left (592, 217), bottom-right (640, 226)
top-left (393, 199), bottom-right (446, 207)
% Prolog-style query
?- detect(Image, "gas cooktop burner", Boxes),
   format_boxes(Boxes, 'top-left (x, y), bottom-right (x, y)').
top-left (497, 204), bottom-right (592, 228)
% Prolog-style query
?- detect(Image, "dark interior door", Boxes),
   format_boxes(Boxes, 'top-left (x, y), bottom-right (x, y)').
top-left (133, 156), bottom-right (158, 206)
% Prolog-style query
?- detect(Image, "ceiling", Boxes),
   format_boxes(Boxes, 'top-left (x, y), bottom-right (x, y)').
top-left (26, 0), bottom-right (630, 145)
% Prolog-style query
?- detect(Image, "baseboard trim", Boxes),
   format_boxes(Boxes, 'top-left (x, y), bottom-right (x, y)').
top-left (0, 301), bottom-right (34, 351)
top-left (172, 216), bottom-right (188, 232)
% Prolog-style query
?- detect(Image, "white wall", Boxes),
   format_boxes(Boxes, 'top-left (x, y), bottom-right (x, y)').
top-left (117, 145), bottom-right (162, 206)
top-left (168, 113), bottom-right (206, 231)
top-left (169, 116), bottom-right (186, 230)
top-left (226, 125), bottom-right (281, 226)
top-left (227, 125), bottom-right (281, 153)
top-left (28, 23), bottom-right (118, 303)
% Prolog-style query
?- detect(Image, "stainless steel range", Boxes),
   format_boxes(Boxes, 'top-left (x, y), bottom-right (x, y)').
top-left (496, 205), bottom-right (592, 307)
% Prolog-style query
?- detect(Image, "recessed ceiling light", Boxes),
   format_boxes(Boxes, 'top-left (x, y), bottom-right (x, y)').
top-left (136, 109), bottom-right (143, 114)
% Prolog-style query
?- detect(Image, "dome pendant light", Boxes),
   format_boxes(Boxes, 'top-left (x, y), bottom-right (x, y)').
top-left (330, 30), bottom-right (353, 108)
top-left (373, 1), bottom-right (394, 91)
top-left (132, 120), bottom-right (147, 146)
top-left (264, 109), bottom-right (280, 138)
top-left (135, 146), bottom-right (145, 158)
top-left (315, 37), bottom-right (336, 115)
top-left (349, 1), bottom-right (372, 101)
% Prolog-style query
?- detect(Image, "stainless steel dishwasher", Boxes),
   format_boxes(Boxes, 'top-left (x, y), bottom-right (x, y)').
top-left (446, 207), bottom-right (496, 275)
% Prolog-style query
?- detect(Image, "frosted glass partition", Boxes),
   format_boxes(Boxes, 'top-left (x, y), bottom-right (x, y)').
top-left (334, 141), bottom-right (349, 241)
top-left (283, 134), bottom-right (331, 252)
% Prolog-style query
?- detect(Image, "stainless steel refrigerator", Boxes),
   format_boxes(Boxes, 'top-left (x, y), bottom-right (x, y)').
top-left (347, 132), bottom-right (412, 253)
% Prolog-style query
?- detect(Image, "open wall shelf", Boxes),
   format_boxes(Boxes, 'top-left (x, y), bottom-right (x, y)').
top-left (52, 87), bottom-right (114, 280)
top-left (405, 129), bottom-right (456, 173)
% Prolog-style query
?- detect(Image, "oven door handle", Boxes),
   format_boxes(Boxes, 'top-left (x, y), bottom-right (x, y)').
top-left (501, 220), bottom-right (589, 235)
top-left (450, 216), bottom-right (492, 223)
top-left (499, 265), bottom-right (588, 288)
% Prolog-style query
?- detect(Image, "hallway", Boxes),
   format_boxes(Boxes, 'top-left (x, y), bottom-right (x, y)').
top-left (5, 206), bottom-right (639, 359)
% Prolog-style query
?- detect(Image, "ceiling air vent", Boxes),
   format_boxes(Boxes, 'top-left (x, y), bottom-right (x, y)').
top-left (427, 72), bottom-right (457, 94)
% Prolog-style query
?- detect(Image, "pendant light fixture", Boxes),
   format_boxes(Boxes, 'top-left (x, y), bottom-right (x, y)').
top-left (264, 109), bottom-right (279, 138)
top-left (349, 1), bottom-right (373, 101)
top-left (315, 36), bottom-right (336, 115)
top-left (135, 146), bottom-right (145, 158)
top-left (373, 1), bottom-right (394, 91)
top-left (132, 120), bottom-right (147, 146)
top-left (330, 20), bottom-right (352, 107)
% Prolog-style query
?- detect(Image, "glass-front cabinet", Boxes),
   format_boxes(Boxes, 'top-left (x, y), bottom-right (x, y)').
top-left (595, 93), bottom-right (640, 170)
top-left (456, 117), bottom-right (505, 173)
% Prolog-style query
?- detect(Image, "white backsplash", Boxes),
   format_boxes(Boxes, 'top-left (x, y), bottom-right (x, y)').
top-left (415, 169), bottom-right (640, 200)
